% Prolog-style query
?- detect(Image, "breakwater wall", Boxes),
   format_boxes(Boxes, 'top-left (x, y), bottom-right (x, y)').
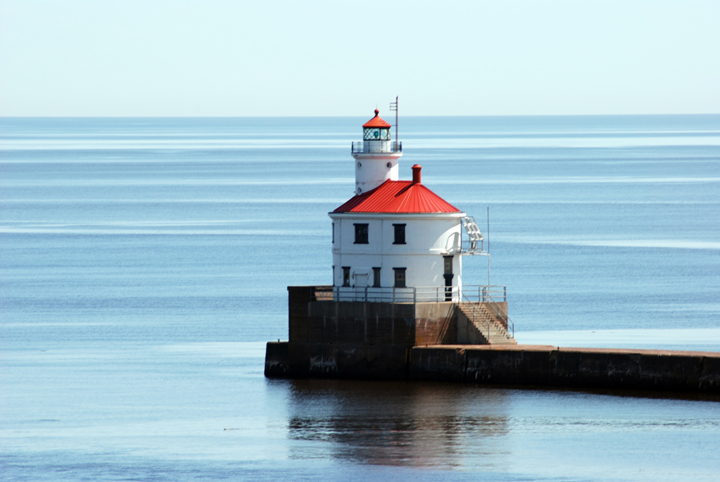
top-left (267, 287), bottom-right (720, 394)
top-left (265, 342), bottom-right (720, 394)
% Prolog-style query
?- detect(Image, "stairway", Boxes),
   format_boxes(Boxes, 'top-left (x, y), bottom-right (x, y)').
top-left (457, 302), bottom-right (517, 345)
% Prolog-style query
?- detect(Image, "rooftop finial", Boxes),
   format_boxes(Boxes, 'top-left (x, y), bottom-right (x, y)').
top-left (374, 108), bottom-right (379, 116)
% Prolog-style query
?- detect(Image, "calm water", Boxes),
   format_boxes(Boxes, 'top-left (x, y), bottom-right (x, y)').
top-left (2, 116), bottom-right (720, 480)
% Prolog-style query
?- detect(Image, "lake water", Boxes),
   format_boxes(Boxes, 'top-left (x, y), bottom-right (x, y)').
top-left (1, 115), bottom-right (720, 480)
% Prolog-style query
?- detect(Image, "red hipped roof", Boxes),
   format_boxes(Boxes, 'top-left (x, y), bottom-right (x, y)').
top-left (333, 180), bottom-right (461, 214)
top-left (363, 109), bottom-right (392, 128)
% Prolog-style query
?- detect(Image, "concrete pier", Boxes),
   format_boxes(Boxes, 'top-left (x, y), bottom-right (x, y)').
top-left (409, 345), bottom-right (720, 394)
top-left (265, 286), bottom-right (720, 395)
top-left (265, 342), bottom-right (720, 394)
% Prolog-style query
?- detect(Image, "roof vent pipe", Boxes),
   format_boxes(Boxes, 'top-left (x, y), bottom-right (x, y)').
top-left (412, 164), bottom-right (422, 184)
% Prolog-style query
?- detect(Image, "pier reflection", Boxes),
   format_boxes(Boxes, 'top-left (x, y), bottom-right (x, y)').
top-left (286, 380), bottom-right (510, 468)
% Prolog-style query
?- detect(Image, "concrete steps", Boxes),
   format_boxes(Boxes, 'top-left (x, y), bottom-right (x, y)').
top-left (458, 302), bottom-right (517, 345)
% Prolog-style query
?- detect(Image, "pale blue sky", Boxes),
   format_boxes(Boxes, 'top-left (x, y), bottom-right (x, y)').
top-left (1, 0), bottom-right (718, 116)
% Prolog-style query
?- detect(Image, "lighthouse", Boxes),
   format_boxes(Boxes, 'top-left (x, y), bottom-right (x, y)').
top-left (332, 109), bottom-right (482, 302)
top-left (265, 105), bottom-right (516, 381)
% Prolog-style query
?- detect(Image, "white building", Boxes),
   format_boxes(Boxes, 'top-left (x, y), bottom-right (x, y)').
top-left (330, 110), bottom-right (484, 302)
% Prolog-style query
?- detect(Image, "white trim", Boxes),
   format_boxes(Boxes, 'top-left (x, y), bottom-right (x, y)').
top-left (329, 212), bottom-right (466, 220)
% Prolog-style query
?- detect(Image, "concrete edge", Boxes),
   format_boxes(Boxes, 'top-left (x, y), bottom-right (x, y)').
top-left (414, 344), bottom-right (720, 358)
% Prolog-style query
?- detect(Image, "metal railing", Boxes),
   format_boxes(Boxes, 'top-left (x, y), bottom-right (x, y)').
top-left (470, 285), bottom-right (507, 302)
top-left (351, 141), bottom-right (402, 154)
top-left (334, 285), bottom-right (459, 303)
top-left (471, 286), bottom-right (514, 337)
top-left (461, 290), bottom-right (515, 338)
top-left (330, 284), bottom-right (507, 304)
top-left (460, 292), bottom-right (495, 341)
top-left (310, 283), bottom-right (515, 339)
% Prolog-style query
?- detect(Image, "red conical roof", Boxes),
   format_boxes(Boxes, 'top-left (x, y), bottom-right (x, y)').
top-left (363, 109), bottom-right (392, 128)
top-left (333, 180), bottom-right (461, 214)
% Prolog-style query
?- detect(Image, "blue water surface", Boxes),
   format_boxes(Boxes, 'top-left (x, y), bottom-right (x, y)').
top-left (1, 115), bottom-right (720, 481)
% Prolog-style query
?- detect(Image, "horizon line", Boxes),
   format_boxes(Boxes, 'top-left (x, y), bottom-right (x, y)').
top-left (2, 113), bottom-right (720, 119)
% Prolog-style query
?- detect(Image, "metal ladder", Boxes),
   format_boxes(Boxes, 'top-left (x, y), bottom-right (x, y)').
top-left (463, 216), bottom-right (484, 253)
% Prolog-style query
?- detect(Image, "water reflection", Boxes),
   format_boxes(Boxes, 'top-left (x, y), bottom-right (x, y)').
top-left (286, 380), bottom-right (510, 468)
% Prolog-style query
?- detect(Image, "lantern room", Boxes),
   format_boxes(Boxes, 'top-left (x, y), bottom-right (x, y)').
top-left (363, 109), bottom-right (391, 147)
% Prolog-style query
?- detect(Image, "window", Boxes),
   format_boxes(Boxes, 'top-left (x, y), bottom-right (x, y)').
top-left (443, 256), bottom-right (454, 301)
top-left (393, 224), bottom-right (406, 245)
top-left (364, 128), bottom-right (378, 140)
top-left (354, 223), bottom-right (368, 244)
top-left (363, 127), bottom-right (390, 140)
top-left (331, 223), bottom-right (335, 243)
top-left (393, 268), bottom-right (406, 288)
top-left (444, 256), bottom-right (453, 275)
top-left (342, 267), bottom-right (350, 287)
top-left (373, 267), bottom-right (381, 287)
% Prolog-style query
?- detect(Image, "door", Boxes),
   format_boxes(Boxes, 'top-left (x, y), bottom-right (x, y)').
top-left (443, 256), bottom-right (454, 301)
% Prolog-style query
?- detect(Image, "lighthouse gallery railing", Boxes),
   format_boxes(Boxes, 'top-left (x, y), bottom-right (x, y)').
top-left (351, 141), bottom-right (402, 154)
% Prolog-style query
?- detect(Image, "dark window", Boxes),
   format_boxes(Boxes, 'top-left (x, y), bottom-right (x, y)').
top-left (393, 224), bottom-right (406, 244)
top-left (443, 256), bottom-right (454, 301)
top-left (393, 268), bottom-right (406, 288)
top-left (332, 223), bottom-right (335, 243)
top-left (342, 267), bottom-right (350, 287)
top-left (354, 223), bottom-right (368, 244)
top-left (373, 267), bottom-right (381, 287)
top-left (443, 256), bottom-right (453, 275)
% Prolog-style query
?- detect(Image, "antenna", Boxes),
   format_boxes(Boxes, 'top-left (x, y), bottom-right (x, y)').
top-left (487, 206), bottom-right (491, 286)
top-left (389, 96), bottom-right (398, 143)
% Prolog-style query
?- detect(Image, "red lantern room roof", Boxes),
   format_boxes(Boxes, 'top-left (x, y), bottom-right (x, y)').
top-left (363, 109), bottom-right (392, 128)
top-left (334, 168), bottom-right (461, 214)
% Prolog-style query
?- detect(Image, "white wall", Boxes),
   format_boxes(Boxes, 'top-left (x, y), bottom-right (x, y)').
top-left (353, 157), bottom-right (399, 195)
top-left (329, 213), bottom-right (465, 291)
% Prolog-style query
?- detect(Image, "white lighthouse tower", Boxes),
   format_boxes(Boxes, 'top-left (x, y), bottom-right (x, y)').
top-left (351, 109), bottom-right (403, 195)
top-left (330, 109), bottom-right (485, 302)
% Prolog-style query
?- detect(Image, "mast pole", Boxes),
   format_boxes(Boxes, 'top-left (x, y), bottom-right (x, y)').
top-left (487, 206), bottom-right (491, 286)
top-left (390, 96), bottom-right (399, 148)
top-left (395, 96), bottom-right (398, 143)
